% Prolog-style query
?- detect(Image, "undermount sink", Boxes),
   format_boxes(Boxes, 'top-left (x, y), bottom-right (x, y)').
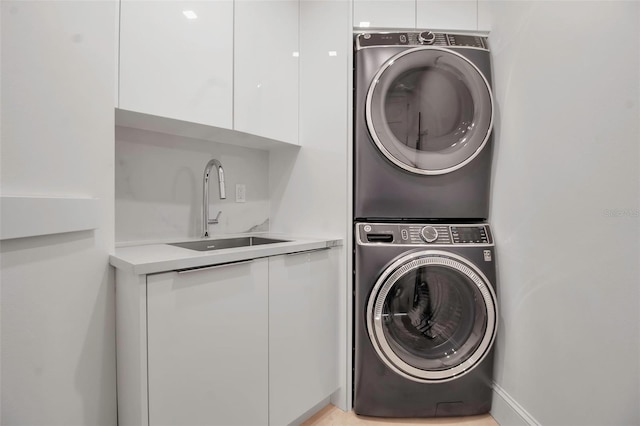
top-left (168, 236), bottom-right (289, 252)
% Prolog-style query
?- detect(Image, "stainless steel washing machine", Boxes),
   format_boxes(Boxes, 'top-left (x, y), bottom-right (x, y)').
top-left (354, 222), bottom-right (498, 417)
top-left (354, 31), bottom-right (494, 221)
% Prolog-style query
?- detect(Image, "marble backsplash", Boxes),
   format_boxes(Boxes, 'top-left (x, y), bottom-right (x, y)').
top-left (115, 126), bottom-right (270, 244)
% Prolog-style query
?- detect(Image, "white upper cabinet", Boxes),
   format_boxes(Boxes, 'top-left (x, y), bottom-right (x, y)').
top-left (417, 0), bottom-right (477, 31)
top-left (119, 0), bottom-right (233, 129)
top-left (353, 0), bottom-right (479, 31)
top-left (353, 0), bottom-right (416, 29)
top-left (234, 0), bottom-right (299, 145)
top-left (477, 1), bottom-right (492, 32)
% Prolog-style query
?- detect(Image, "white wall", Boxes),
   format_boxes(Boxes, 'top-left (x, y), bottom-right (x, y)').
top-left (1, 1), bottom-right (117, 424)
top-left (115, 126), bottom-right (271, 243)
top-left (269, 0), bottom-right (351, 410)
top-left (485, 1), bottom-right (640, 424)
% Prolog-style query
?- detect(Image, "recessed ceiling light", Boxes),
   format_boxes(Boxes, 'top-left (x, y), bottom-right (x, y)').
top-left (183, 10), bottom-right (198, 19)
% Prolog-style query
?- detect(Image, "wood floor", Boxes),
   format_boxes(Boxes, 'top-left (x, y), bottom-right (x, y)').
top-left (301, 404), bottom-right (499, 426)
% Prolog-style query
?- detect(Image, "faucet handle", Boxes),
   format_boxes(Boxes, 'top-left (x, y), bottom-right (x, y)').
top-left (207, 210), bottom-right (223, 225)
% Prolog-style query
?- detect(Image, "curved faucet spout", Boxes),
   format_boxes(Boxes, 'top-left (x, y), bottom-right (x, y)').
top-left (202, 158), bottom-right (226, 238)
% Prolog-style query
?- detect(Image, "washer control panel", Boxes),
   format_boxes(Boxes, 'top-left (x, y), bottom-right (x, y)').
top-left (357, 223), bottom-right (492, 245)
top-left (355, 31), bottom-right (487, 50)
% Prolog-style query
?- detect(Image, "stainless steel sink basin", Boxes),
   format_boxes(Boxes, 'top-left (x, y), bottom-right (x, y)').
top-left (168, 236), bottom-right (289, 252)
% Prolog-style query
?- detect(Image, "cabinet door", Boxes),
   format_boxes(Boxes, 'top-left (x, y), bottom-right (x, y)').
top-left (234, 0), bottom-right (299, 145)
top-left (477, 0), bottom-right (492, 32)
top-left (146, 259), bottom-right (268, 426)
top-left (417, 0), bottom-right (477, 31)
top-left (268, 248), bottom-right (340, 425)
top-left (353, 0), bottom-right (415, 29)
top-left (119, 0), bottom-right (233, 129)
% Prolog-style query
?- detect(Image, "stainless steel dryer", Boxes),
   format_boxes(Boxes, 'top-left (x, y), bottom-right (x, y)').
top-left (354, 31), bottom-right (494, 220)
top-left (354, 222), bottom-right (498, 417)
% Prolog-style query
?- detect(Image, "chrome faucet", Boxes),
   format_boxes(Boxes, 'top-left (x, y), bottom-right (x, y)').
top-left (202, 158), bottom-right (226, 238)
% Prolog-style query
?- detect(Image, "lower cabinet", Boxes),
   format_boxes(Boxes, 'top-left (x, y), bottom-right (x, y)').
top-left (146, 258), bottom-right (269, 426)
top-left (115, 247), bottom-right (340, 426)
top-left (268, 248), bottom-right (340, 425)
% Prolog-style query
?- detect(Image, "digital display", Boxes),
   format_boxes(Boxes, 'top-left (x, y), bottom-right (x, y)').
top-left (452, 226), bottom-right (488, 243)
top-left (446, 34), bottom-right (485, 48)
top-left (459, 227), bottom-right (481, 240)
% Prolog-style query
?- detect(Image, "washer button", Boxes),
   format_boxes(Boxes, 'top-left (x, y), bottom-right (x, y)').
top-left (420, 226), bottom-right (438, 243)
top-left (418, 31), bottom-right (436, 44)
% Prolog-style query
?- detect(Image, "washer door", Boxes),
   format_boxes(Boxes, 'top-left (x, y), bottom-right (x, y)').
top-left (366, 47), bottom-right (493, 175)
top-left (366, 250), bottom-right (497, 382)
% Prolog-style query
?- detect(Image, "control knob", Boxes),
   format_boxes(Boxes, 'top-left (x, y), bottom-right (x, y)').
top-left (420, 226), bottom-right (438, 243)
top-left (418, 31), bottom-right (436, 45)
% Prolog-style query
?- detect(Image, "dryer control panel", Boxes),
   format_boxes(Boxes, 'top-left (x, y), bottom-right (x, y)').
top-left (357, 223), bottom-right (492, 246)
top-left (355, 31), bottom-right (487, 50)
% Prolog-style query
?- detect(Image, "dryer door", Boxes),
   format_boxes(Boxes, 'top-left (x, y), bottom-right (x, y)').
top-left (366, 47), bottom-right (493, 175)
top-left (367, 250), bottom-right (497, 382)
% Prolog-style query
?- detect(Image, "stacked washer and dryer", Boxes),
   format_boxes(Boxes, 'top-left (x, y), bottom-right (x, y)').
top-left (353, 31), bottom-right (499, 418)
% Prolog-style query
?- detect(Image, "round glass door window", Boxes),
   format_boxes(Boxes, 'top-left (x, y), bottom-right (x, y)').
top-left (366, 47), bottom-right (493, 175)
top-left (366, 251), bottom-right (497, 382)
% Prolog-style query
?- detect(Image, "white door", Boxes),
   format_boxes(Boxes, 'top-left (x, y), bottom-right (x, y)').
top-left (146, 259), bottom-right (268, 426)
top-left (119, 0), bottom-right (233, 128)
top-left (234, 0), bottom-right (299, 144)
top-left (268, 248), bottom-right (340, 425)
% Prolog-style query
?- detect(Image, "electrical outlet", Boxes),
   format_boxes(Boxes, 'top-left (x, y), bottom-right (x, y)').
top-left (235, 184), bottom-right (246, 203)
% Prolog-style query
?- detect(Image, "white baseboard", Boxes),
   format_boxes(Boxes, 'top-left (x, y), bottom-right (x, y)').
top-left (330, 385), bottom-right (349, 412)
top-left (491, 383), bottom-right (540, 426)
top-left (291, 396), bottom-right (331, 426)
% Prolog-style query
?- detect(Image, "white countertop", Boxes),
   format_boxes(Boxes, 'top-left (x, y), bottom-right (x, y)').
top-left (109, 234), bottom-right (343, 275)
